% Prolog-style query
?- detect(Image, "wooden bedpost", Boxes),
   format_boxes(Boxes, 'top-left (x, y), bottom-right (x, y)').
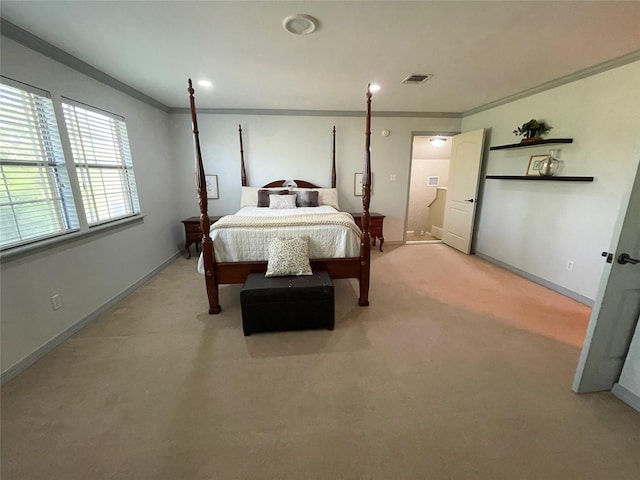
top-left (331, 126), bottom-right (337, 188)
top-left (188, 79), bottom-right (221, 314)
top-left (359, 86), bottom-right (372, 307)
top-left (239, 124), bottom-right (247, 187)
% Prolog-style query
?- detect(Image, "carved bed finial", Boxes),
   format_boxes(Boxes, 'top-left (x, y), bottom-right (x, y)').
top-left (239, 124), bottom-right (247, 186)
top-left (331, 126), bottom-right (337, 188)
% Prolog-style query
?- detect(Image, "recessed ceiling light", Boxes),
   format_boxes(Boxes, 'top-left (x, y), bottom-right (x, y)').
top-left (197, 80), bottom-right (212, 87)
top-left (282, 14), bottom-right (319, 35)
top-left (369, 84), bottom-right (381, 93)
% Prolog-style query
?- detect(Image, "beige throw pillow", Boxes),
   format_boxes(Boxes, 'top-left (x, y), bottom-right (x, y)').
top-left (265, 237), bottom-right (313, 277)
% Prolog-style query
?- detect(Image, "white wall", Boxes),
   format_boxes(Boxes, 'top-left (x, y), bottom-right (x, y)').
top-left (171, 114), bottom-right (461, 242)
top-left (462, 61), bottom-right (640, 301)
top-left (0, 39), bottom-right (182, 376)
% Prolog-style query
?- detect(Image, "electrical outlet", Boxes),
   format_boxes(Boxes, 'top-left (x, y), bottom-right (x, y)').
top-left (51, 294), bottom-right (62, 310)
top-left (389, 174), bottom-right (397, 182)
top-left (566, 260), bottom-right (574, 271)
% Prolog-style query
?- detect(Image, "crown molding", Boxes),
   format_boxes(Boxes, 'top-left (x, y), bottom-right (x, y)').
top-left (167, 107), bottom-right (461, 118)
top-left (463, 49), bottom-right (640, 117)
top-left (1, 18), bottom-right (170, 113)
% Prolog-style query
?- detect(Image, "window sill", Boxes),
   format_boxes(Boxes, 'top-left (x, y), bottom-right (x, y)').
top-left (0, 214), bottom-right (145, 264)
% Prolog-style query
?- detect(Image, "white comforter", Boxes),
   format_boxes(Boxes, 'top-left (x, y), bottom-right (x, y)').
top-left (197, 206), bottom-right (361, 272)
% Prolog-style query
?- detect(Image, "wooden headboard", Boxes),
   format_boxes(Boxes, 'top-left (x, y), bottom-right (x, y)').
top-left (261, 180), bottom-right (321, 188)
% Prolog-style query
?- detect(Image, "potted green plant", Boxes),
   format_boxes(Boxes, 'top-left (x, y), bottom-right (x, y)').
top-left (513, 119), bottom-right (552, 142)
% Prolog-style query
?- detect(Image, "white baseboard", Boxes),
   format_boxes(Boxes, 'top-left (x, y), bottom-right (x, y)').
top-left (475, 252), bottom-right (594, 306)
top-left (431, 226), bottom-right (443, 239)
top-left (612, 383), bottom-right (640, 413)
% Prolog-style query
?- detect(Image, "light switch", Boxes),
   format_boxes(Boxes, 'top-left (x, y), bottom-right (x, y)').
top-left (390, 174), bottom-right (397, 182)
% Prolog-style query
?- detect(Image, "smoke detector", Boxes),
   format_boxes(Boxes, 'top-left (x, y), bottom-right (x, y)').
top-left (401, 74), bottom-right (433, 85)
top-left (282, 14), bottom-right (319, 35)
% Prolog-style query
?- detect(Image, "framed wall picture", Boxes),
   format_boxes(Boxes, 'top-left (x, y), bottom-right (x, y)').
top-left (354, 172), bottom-right (373, 196)
top-left (205, 174), bottom-right (219, 199)
top-left (526, 154), bottom-right (550, 176)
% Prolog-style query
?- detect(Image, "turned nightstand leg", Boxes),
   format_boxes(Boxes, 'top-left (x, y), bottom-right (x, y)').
top-left (185, 242), bottom-right (192, 259)
top-left (379, 237), bottom-right (384, 252)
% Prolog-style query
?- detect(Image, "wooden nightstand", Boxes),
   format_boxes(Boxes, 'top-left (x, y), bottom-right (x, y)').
top-left (181, 216), bottom-right (222, 259)
top-left (350, 212), bottom-right (385, 252)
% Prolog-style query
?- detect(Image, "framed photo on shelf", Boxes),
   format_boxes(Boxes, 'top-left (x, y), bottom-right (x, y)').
top-left (354, 172), bottom-right (373, 196)
top-left (205, 174), bottom-right (219, 199)
top-left (526, 154), bottom-right (549, 176)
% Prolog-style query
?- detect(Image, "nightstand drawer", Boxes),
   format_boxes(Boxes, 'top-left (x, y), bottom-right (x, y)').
top-left (185, 223), bottom-right (203, 233)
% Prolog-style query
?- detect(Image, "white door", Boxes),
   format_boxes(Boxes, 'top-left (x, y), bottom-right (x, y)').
top-left (442, 129), bottom-right (486, 254)
top-left (573, 159), bottom-right (640, 393)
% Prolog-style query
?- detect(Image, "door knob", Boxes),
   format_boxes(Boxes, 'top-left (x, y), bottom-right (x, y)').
top-left (464, 198), bottom-right (475, 203)
top-left (617, 253), bottom-right (640, 265)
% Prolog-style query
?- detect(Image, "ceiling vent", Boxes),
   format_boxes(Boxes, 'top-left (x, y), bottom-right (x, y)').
top-left (401, 74), bottom-right (433, 85)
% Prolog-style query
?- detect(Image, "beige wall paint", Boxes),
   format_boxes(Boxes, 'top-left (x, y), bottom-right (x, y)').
top-left (407, 159), bottom-right (450, 235)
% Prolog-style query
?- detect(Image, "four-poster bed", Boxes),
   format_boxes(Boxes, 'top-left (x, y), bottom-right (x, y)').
top-left (187, 79), bottom-right (373, 314)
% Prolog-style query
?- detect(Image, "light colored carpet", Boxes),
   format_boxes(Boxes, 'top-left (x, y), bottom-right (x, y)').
top-left (2, 244), bottom-right (639, 480)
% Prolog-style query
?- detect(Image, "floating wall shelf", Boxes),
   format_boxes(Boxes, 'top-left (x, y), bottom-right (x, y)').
top-left (485, 175), bottom-right (593, 182)
top-left (490, 138), bottom-right (574, 150)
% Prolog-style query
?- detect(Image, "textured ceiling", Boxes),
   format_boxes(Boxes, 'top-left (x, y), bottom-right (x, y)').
top-left (2, 1), bottom-right (639, 113)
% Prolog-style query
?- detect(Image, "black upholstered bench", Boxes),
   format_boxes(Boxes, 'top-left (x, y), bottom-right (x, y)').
top-left (240, 271), bottom-right (335, 336)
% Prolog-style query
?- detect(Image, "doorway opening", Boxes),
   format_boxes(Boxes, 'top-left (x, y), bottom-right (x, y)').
top-left (406, 134), bottom-right (453, 244)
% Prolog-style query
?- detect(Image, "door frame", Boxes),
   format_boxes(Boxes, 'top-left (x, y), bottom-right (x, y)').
top-left (405, 130), bottom-right (460, 243)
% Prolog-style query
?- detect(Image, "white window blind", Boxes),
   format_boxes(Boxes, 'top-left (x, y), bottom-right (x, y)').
top-left (62, 99), bottom-right (140, 226)
top-left (0, 79), bottom-right (78, 250)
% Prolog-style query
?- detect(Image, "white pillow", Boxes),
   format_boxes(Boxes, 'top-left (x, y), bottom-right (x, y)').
top-left (265, 237), bottom-right (312, 277)
top-left (240, 187), bottom-right (260, 208)
top-left (269, 194), bottom-right (297, 209)
top-left (316, 188), bottom-right (340, 210)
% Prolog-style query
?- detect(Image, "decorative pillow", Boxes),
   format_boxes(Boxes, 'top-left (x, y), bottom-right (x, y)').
top-left (269, 194), bottom-right (297, 209)
top-left (257, 189), bottom-right (289, 207)
top-left (265, 237), bottom-right (313, 277)
top-left (296, 189), bottom-right (319, 207)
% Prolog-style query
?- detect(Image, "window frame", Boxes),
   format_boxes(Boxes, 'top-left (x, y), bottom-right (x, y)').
top-left (61, 97), bottom-right (141, 228)
top-left (0, 76), bottom-right (80, 251)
